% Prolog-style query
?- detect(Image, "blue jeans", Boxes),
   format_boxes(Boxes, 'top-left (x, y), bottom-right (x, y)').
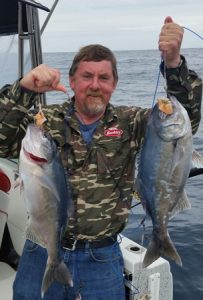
top-left (13, 239), bottom-right (125, 300)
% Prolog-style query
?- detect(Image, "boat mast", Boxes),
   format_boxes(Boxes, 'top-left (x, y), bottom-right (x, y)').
top-left (18, 0), bottom-right (55, 106)
top-left (41, 0), bottom-right (59, 34)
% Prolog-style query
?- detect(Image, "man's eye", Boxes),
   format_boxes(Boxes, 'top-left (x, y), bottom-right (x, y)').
top-left (83, 74), bottom-right (91, 79)
top-left (100, 76), bottom-right (109, 81)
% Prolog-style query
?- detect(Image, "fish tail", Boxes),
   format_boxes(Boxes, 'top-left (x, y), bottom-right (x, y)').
top-left (161, 235), bottom-right (182, 266)
top-left (143, 235), bottom-right (182, 268)
top-left (41, 261), bottom-right (73, 298)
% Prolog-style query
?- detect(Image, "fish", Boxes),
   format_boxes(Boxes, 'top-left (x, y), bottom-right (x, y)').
top-left (18, 123), bottom-right (73, 297)
top-left (136, 96), bottom-right (203, 268)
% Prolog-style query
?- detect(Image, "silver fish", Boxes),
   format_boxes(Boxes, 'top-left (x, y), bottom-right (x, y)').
top-left (137, 96), bottom-right (193, 268)
top-left (18, 124), bottom-right (73, 297)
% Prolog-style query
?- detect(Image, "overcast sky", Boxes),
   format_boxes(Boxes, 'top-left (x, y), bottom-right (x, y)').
top-left (38, 0), bottom-right (203, 52)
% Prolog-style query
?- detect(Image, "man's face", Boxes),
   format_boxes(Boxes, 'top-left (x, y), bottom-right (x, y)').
top-left (69, 60), bottom-right (117, 121)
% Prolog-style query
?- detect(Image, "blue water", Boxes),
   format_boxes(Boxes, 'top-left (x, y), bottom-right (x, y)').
top-left (1, 48), bottom-right (203, 299)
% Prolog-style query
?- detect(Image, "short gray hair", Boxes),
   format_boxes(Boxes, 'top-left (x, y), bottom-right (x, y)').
top-left (69, 44), bottom-right (118, 82)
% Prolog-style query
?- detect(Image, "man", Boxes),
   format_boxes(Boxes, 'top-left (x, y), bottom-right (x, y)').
top-left (0, 17), bottom-right (202, 300)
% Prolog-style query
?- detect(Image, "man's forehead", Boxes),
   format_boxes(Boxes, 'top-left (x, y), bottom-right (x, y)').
top-left (78, 60), bottom-right (113, 72)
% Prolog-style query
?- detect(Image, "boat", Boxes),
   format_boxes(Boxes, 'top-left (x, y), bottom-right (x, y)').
top-left (0, 1), bottom-right (173, 299)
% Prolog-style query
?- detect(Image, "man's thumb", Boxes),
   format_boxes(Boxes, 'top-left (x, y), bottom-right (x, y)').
top-left (164, 16), bottom-right (173, 24)
top-left (55, 83), bottom-right (67, 93)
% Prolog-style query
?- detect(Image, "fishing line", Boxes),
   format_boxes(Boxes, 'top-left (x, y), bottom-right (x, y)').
top-left (152, 26), bottom-right (203, 107)
top-left (151, 64), bottom-right (162, 108)
top-left (183, 26), bottom-right (203, 40)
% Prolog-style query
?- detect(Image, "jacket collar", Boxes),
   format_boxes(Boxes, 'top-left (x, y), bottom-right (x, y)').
top-left (62, 96), bottom-right (118, 126)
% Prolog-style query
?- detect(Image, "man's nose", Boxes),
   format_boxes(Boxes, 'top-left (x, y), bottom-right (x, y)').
top-left (90, 77), bottom-right (100, 90)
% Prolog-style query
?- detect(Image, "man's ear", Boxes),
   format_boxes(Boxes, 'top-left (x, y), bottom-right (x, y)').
top-left (69, 76), bottom-right (75, 90)
top-left (113, 79), bottom-right (118, 90)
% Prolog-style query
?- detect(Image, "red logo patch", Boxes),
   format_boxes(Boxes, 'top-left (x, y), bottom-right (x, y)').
top-left (104, 127), bottom-right (123, 137)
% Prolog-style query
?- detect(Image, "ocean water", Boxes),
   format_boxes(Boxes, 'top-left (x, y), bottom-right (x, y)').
top-left (1, 48), bottom-right (203, 299)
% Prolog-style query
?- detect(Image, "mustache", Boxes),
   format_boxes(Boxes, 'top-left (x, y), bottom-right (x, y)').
top-left (86, 91), bottom-right (103, 97)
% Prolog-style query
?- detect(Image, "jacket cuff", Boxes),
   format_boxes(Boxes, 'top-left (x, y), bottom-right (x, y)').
top-left (9, 79), bottom-right (38, 108)
top-left (160, 55), bottom-right (190, 89)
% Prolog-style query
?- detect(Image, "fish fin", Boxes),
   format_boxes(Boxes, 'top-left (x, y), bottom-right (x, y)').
top-left (161, 234), bottom-right (182, 266)
top-left (189, 150), bottom-right (203, 177)
top-left (41, 260), bottom-right (73, 298)
top-left (192, 150), bottom-right (203, 168)
top-left (142, 239), bottom-right (160, 268)
top-left (14, 177), bottom-right (21, 189)
top-left (75, 294), bottom-right (82, 300)
top-left (143, 234), bottom-right (182, 268)
top-left (169, 190), bottom-right (191, 219)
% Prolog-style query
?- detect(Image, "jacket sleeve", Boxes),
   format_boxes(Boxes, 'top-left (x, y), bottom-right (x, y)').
top-left (0, 80), bottom-right (37, 158)
top-left (160, 55), bottom-right (202, 134)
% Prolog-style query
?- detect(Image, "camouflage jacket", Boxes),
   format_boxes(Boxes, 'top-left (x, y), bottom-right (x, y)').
top-left (0, 57), bottom-right (202, 241)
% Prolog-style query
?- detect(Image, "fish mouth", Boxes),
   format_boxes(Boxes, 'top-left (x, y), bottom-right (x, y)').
top-left (23, 147), bottom-right (48, 163)
top-left (162, 122), bottom-right (182, 128)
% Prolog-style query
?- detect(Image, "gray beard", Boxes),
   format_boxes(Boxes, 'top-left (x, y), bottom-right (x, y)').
top-left (84, 102), bottom-right (105, 117)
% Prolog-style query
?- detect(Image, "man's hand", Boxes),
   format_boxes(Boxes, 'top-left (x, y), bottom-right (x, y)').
top-left (159, 16), bottom-right (184, 68)
top-left (20, 64), bottom-right (67, 93)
